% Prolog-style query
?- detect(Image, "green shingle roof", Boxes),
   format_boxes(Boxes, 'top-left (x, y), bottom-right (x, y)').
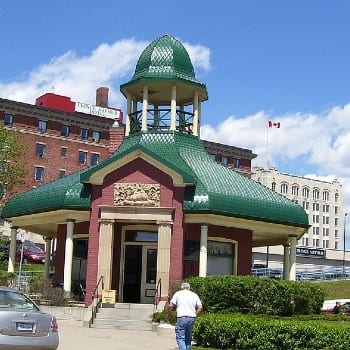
top-left (1, 131), bottom-right (308, 229)
top-left (120, 34), bottom-right (207, 93)
top-left (82, 132), bottom-right (309, 228)
top-left (1, 170), bottom-right (91, 218)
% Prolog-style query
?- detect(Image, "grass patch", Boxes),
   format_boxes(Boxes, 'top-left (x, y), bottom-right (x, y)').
top-left (315, 280), bottom-right (350, 300)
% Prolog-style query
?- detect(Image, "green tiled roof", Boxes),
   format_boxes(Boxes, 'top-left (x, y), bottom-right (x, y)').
top-left (120, 34), bottom-right (207, 91)
top-left (2, 131), bottom-right (308, 228)
top-left (82, 132), bottom-right (309, 228)
top-left (1, 170), bottom-right (91, 218)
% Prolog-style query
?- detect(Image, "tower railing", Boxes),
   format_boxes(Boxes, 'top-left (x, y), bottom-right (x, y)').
top-left (129, 108), bottom-right (194, 134)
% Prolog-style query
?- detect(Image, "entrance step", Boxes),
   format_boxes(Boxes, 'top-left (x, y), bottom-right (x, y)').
top-left (91, 303), bottom-right (155, 330)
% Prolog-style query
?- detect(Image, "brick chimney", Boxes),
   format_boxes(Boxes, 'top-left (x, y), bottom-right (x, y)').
top-left (96, 87), bottom-right (109, 107)
top-left (108, 126), bottom-right (125, 154)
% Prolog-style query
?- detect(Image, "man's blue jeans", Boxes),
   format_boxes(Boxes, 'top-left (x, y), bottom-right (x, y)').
top-left (175, 316), bottom-right (195, 350)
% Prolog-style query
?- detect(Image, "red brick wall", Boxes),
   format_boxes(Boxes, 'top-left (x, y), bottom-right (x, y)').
top-left (108, 127), bottom-right (125, 155)
top-left (85, 158), bottom-right (186, 302)
top-left (170, 186), bottom-right (185, 281)
top-left (182, 223), bottom-right (253, 278)
top-left (85, 185), bottom-right (103, 303)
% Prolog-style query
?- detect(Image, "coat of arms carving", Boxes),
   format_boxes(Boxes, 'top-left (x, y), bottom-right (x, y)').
top-left (114, 183), bottom-right (160, 206)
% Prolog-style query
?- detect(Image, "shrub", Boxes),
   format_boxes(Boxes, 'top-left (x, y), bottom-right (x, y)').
top-left (193, 313), bottom-right (350, 349)
top-left (184, 275), bottom-right (325, 316)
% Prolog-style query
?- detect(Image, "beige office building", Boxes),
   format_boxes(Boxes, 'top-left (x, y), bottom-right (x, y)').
top-left (251, 167), bottom-right (347, 273)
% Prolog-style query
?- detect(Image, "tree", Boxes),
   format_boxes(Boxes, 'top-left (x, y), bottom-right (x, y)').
top-left (0, 122), bottom-right (27, 205)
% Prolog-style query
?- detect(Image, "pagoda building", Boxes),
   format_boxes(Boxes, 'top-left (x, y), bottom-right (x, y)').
top-left (1, 35), bottom-right (308, 305)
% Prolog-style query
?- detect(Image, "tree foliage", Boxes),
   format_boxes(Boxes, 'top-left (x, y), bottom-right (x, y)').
top-left (0, 122), bottom-right (27, 205)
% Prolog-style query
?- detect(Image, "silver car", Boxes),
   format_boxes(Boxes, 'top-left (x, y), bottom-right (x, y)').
top-left (0, 286), bottom-right (59, 349)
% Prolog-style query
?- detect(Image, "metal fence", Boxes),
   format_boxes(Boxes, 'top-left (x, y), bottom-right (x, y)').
top-left (251, 266), bottom-right (350, 281)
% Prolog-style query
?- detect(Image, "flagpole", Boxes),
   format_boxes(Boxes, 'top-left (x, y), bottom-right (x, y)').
top-left (265, 121), bottom-right (270, 169)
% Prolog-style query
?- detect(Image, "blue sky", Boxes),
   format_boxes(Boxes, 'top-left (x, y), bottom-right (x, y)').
top-left (1, 1), bottom-right (350, 219)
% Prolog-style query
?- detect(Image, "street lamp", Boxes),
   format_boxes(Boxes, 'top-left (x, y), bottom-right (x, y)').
top-left (343, 213), bottom-right (348, 272)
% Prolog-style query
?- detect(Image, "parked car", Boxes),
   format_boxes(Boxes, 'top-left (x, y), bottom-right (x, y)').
top-left (0, 286), bottom-right (59, 349)
top-left (16, 240), bottom-right (45, 264)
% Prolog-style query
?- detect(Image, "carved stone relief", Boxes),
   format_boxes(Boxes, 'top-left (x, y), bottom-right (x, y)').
top-left (114, 183), bottom-right (160, 207)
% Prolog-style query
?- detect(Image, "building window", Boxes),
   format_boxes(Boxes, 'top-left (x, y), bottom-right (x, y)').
top-left (335, 229), bottom-right (338, 238)
top-left (323, 227), bottom-right (329, 236)
top-left (291, 185), bottom-right (299, 196)
top-left (271, 182), bottom-right (276, 191)
top-left (0, 184), bottom-right (7, 199)
top-left (303, 201), bottom-right (309, 210)
top-left (221, 156), bottom-right (228, 166)
top-left (312, 215), bottom-right (319, 224)
top-left (59, 169), bottom-right (66, 178)
top-left (323, 240), bottom-right (329, 249)
top-left (61, 124), bottom-right (70, 137)
top-left (323, 204), bottom-right (329, 213)
top-left (61, 147), bottom-right (67, 157)
top-left (34, 167), bottom-right (44, 181)
top-left (335, 218), bottom-right (338, 226)
top-left (233, 158), bottom-right (240, 168)
top-left (335, 206), bottom-right (338, 215)
top-left (38, 120), bottom-right (47, 133)
top-left (92, 130), bottom-right (101, 143)
top-left (312, 188), bottom-right (320, 200)
top-left (36, 143), bottom-right (46, 158)
top-left (78, 151), bottom-right (88, 165)
top-left (91, 153), bottom-right (100, 166)
top-left (280, 182), bottom-right (288, 194)
top-left (313, 226), bottom-right (320, 235)
top-left (80, 128), bottom-right (89, 140)
top-left (313, 203), bottom-right (319, 211)
top-left (323, 216), bottom-right (329, 225)
top-left (323, 191), bottom-right (330, 201)
top-left (302, 187), bottom-right (309, 198)
top-left (335, 192), bottom-right (339, 202)
top-left (335, 241), bottom-right (339, 249)
top-left (4, 113), bottom-right (13, 127)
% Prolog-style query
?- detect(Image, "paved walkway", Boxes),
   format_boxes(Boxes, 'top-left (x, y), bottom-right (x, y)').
top-left (57, 319), bottom-right (178, 350)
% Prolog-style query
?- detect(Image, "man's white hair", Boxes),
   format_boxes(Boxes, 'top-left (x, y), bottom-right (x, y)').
top-left (181, 282), bottom-right (191, 290)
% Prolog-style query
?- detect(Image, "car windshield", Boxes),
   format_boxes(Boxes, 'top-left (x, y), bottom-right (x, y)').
top-left (0, 290), bottom-right (39, 311)
top-left (23, 242), bottom-right (44, 253)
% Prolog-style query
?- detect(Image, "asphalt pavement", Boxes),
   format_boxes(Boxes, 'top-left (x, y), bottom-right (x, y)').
top-left (57, 319), bottom-right (178, 350)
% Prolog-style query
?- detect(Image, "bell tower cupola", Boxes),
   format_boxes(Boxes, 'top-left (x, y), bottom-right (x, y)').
top-left (120, 34), bottom-right (208, 137)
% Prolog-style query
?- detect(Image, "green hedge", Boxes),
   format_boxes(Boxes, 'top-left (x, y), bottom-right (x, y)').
top-left (193, 313), bottom-right (350, 350)
top-left (184, 275), bottom-right (325, 316)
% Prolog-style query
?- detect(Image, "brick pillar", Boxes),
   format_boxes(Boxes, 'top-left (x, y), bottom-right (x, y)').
top-left (108, 126), bottom-right (125, 154)
top-left (96, 87), bottom-right (109, 107)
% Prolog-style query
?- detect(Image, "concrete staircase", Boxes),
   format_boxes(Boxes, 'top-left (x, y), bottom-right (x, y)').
top-left (91, 303), bottom-right (156, 330)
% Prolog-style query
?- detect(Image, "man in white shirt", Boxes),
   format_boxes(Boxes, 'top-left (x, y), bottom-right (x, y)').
top-left (169, 282), bottom-right (203, 350)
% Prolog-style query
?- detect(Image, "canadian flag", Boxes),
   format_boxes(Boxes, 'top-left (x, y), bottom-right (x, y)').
top-left (268, 121), bottom-right (281, 128)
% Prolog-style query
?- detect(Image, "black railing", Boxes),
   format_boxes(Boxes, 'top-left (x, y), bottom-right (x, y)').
top-left (129, 108), bottom-right (194, 134)
top-left (90, 275), bottom-right (104, 327)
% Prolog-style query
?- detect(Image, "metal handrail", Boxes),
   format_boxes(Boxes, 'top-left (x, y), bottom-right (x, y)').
top-left (153, 278), bottom-right (162, 313)
top-left (90, 275), bottom-right (104, 326)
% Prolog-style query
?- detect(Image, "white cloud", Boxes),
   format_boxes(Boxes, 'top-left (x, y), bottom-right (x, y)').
top-left (0, 37), bottom-right (211, 109)
top-left (201, 103), bottom-right (350, 213)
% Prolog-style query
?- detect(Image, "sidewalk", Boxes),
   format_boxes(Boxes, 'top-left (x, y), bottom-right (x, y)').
top-left (57, 319), bottom-right (178, 350)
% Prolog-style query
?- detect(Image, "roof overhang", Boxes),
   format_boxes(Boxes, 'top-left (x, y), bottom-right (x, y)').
top-left (7, 209), bottom-right (90, 237)
top-left (184, 213), bottom-right (308, 246)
